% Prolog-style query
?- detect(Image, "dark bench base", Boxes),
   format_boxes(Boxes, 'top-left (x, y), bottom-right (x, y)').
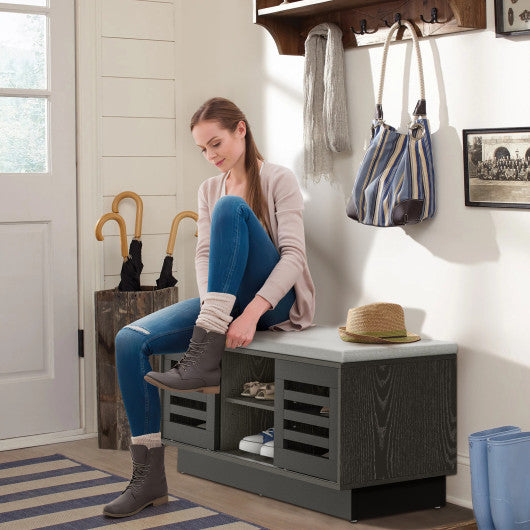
top-left (175, 444), bottom-right (446, 521)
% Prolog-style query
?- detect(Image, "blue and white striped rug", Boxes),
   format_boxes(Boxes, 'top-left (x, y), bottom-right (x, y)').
top-left (0, 454), bottom-right (264, 529)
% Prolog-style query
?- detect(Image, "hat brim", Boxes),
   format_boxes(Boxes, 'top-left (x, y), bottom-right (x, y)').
top-left (338, 327), bottom-right (420, 344)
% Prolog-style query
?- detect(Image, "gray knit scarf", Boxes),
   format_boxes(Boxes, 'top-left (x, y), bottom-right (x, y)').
top-left (303, 22), bottom-right (351, 185)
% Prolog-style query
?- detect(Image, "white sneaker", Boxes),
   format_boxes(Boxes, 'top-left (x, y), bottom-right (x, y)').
top-left (260, 440), bottom-right (274, 458)
top-left (239, 428), bottom-right (274, 455)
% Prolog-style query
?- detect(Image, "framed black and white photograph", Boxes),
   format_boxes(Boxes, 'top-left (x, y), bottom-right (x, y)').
top-left (463, 127), bottom-right (530, 209)
top-left (495, 0), bottom-right (530, 36)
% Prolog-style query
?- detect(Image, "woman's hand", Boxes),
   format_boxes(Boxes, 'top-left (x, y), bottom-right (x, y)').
top-left (225, 295), bottom-right (272, 349)
top-left (226, 312), bottom-right (259, 349)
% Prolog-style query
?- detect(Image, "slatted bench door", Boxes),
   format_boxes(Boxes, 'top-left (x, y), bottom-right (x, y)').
top-left (161, 353), bottom-right (219, 450)
top-left (274, 359), bottom-right (339, 482)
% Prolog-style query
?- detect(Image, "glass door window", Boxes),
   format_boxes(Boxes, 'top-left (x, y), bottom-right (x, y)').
top-left (0, 2), bottom-right (49, 173)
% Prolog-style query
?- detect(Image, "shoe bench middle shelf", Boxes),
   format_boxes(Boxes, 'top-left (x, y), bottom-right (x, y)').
top-left (220, 348), bottom-right (336, 482)
top-left (225, 395), bottom-right (274, 410)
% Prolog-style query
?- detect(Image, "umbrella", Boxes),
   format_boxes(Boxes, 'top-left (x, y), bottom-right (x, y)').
top-left (95, 212), bottom-right (141, 291)
top-left (112, 191), bottom-right (144, 291)
top-left (156, 210), bottom-right (198, 289)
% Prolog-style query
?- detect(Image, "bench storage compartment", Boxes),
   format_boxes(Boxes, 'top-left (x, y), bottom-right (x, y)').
top-left (161, 353), bottom-right (219, 450)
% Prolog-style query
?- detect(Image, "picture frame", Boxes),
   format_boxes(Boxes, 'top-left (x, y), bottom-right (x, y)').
top-left (494, 0), bottom-right (530, 36)
top-left (463, 127), bottom-right (530, 209)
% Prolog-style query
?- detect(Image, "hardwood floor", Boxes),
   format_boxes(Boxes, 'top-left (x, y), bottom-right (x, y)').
top-left (1, 437), bottom-right (476, 529)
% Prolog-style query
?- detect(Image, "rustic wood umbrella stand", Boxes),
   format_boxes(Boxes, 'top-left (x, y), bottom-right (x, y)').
top-left (94, 285), bottom-right (179, 450)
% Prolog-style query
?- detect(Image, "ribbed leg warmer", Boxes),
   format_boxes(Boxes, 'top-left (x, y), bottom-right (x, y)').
top-left (131, 432), bottom-right (162, 449)
top-left (195, 292), bottom-right (236, 334)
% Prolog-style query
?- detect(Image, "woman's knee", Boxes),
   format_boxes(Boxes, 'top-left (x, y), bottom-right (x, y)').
top-left (115, 326), bottom-right (149, 367)
top-left (212, 195), bottom-right (247, 222)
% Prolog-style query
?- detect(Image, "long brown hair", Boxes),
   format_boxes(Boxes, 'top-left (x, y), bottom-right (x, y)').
top-left (190, 98), bottom-right (269, 233)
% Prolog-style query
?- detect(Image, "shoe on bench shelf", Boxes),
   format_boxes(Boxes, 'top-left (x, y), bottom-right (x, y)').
top-left (239, 428), bottom-right (274, 455)
top-left (260, 440), bottom-right (274, 458)
top-left (255, 383), bottom-right (274, 400)
top-left (240, 381), bottom-right (262, 397)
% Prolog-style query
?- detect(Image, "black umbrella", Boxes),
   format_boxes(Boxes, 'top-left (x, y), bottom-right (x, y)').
top-left (119, 238), bottom-right (142, 291)
top-left (156, 255), bottom-right (177, 289)
top-left (95, 212), bottom-right (141, 291)
top-left (112, 191), bottom-right (144, 291)
top-left (156, 210), bottom-right (198, 289)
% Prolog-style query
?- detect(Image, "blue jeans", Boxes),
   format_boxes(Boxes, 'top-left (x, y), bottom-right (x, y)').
top-left (115, 196), bottom-right (296, 436)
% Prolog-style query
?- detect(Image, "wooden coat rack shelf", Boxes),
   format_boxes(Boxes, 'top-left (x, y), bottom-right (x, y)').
top-left (253, 0), bottom-right (486, 55)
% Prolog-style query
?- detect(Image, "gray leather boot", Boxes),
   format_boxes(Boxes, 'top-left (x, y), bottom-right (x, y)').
top-left (144, 326), bottom-right (225, 394)
top-left (102, 444), bottom-right (168, 518)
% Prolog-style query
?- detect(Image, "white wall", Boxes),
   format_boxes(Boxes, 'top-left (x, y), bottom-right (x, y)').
top-left (96, 0), bottom-right (185, 290)
top-left (175, 0), bottom-right (530, 507)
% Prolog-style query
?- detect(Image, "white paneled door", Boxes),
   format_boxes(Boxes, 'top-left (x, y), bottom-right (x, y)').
top-left (0, 0), bottom-right (79, 439)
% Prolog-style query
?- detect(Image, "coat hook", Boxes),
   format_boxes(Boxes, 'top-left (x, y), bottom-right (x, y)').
top-left (385, 13), bottom-right (403, 28)
top-left (420, 7), bottom-right (439, 24)
top-left (350, 19), bottom-right (377, 35)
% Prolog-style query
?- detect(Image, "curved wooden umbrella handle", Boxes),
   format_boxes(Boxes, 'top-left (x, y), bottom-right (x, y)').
top-left (95, 212), bottom-right (128, 261)
top-left (167, 210), bottom-right (199, 256)
top-left (111, 191), bottom-right (143, 239)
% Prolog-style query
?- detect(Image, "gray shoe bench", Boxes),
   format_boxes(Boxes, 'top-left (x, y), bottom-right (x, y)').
top-left (161, 326), bottom-right (457, 522)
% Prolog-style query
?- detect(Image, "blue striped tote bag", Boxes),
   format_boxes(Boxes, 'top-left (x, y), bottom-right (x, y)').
top-left (346, 20), bottom-right (435, 227)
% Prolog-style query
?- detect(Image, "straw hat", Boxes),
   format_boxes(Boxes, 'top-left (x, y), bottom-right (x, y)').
top-left (338, 303), bottom-right (420, 344)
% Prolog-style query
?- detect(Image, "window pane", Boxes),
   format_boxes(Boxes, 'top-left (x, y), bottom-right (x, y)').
top-left (0, 12), bottom-right (46, 89)
top-left (1, 1), bottom-right (47, 5)
top-left (0, 97), bottom-right (47, 173)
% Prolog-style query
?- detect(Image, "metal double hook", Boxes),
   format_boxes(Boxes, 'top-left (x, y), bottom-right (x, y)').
top-left (351, 19), bottom-right (377, 35)
top-left (420, 8), bottom-right (440, 24)
top-left (384, 13), bottom-right (404, 28)
top-left (384, 8), bottom-right (440, 28)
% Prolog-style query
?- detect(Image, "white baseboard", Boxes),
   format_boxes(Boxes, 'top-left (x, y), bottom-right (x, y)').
top-left (447, 495), bottom-right (473, 510)
top-left (447, 452), bottom-right (473, 509)
top-left (0, 429), bottom-right (98, 452)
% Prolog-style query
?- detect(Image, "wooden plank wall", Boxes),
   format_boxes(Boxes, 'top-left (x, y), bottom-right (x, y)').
top-left (97, 0), bottom-right (184, 289)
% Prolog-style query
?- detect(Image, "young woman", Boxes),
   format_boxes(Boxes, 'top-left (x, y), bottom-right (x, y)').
top-left (103, 97), bottom-right (315, 518)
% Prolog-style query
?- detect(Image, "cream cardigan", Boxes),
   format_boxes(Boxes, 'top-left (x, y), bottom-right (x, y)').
top-left (195, 161), bottom-right (315, 331)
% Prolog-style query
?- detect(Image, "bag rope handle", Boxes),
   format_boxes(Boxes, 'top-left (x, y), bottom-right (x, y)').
top-left (375, 20), bottom-right (426, 121)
